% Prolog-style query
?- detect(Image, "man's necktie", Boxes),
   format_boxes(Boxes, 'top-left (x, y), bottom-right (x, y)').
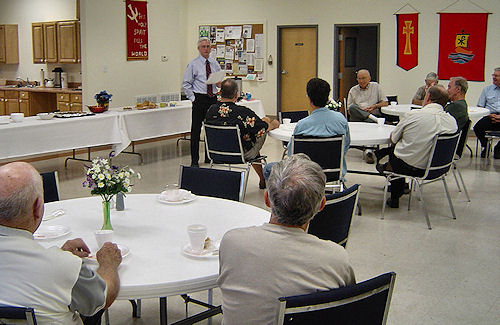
top-left (206, 60), bottom-right (213, 97)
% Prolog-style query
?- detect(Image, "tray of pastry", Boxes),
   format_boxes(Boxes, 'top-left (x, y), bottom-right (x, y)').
top-left (53, 111), bottom-right (96, 118)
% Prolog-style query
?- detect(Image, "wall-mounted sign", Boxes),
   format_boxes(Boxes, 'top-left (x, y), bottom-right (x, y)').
top-left (126, 0), bottom-right (148, 61)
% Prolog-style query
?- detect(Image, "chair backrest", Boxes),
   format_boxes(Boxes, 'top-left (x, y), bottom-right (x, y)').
top-left (40, 171), bottom-right (60, 203)
top-left (423, 132), bottom-right (461, 180)
top-left (203, 123), bottom-right (246, 164)
top-left (291, 135), bottom-right (344, 183)
top-left (0, 306), bottom-right (37, 325)
top-left (455, 119), bottom-right (472, 159)
top-left (179, 165), bottom-right (245, 202)
top-left (277, 272), bottom-right (396, 325)
top-left (279, 110), bottom-right (309, 123)
top-left (308, 184), bottom-right (360, 248)
top-left (386, 95), bottom-right (398, 103)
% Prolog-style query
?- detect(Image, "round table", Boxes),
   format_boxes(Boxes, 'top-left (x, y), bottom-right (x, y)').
top-left (268, 122), bottom-right (396, 146)
top-left (381, 104), bottom-right (489, 125)
top-left (38, 194), bottom-right (269, 300)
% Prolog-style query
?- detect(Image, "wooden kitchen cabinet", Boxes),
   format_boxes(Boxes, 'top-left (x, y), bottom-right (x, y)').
top-left (18, 91), bottom-right (30, 116)
top-left (57, 21), bottom-right (79, 63)
top-left (57, 92), bottom-right (82, 111)
top-left (0, 90), bottom-right (6, 115)
top-left (44, 22), bottom-right (58, 63)
top-left (32, 23), bottom-right (45, 63)
top-left (0, 24), bottom-right (19, 64)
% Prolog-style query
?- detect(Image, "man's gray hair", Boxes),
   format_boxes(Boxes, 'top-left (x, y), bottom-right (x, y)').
top-left (197, 37), bottom-right (210, 46)
top-left (0, 169), bottom-right (42, 222)
top-left (425, 72), bottom-right (438, 80)
top-left (451, 76), bottom-right (468, 94)
top-left (494, 67), bottom-right (500, 72)
top-left (267, 154), bottom-right (326, 226)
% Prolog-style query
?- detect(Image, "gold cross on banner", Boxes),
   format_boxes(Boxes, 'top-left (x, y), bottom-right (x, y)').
top-left (402, 21), bottom-right (414, 55)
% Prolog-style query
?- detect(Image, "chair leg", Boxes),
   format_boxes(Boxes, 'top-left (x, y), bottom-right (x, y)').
top-left (466, 144), bottom-right (473, 157)
top-left (451, 166), bottom-right (462, 192)
top-left (356, 202), bottom-right (362, 216)
top-left (407, 179), bottom-right (413, 211)
top-left (104, 309), bottom-right (110, 325)
top-left (208, 289), bottom-right (213, 325)
top-left (381, 177), bottom-right (389, 219)
top-left (442, 178), bottom-right (457, 220)
top-left (415, 182), bottom-right (431, 229)
top-left (456, 166), bottom-right (471, 202)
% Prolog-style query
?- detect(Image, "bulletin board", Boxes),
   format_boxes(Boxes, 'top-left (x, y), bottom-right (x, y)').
top-left (199, 23), bottom-right (266, 81)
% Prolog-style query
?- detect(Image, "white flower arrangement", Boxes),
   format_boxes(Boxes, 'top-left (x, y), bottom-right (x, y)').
top-left (83, 157), bottom-right (140, 202)
top-left (326, 99), bottom-right (342, 111)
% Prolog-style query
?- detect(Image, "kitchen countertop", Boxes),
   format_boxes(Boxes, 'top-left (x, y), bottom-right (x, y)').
top-left (0, 86), bottom-right (82, 94)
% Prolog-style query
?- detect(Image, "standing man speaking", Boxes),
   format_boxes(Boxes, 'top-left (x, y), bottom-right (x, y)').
top-left (182, 37), bottom-right (221, 167)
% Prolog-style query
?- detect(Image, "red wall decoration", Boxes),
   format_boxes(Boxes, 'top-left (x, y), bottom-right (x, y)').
top-left (437, 13), bottom-right (488, 81)
top-left (396, 13), bottom-right (419, 71)
top-left (126, 0), bottom-right (148, 61)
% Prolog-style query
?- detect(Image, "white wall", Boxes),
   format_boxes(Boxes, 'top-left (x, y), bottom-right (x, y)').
top-left (80, 0), bottom-right (184, 107)
top-left (183, 0), bottom-right (500, 115)
top-left (0, 0), bottom-right (80, 84)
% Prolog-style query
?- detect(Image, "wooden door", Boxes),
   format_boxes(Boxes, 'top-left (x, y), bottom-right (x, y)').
top-left (0, 26), bottom-right (5, 62)
top-left (58, 21), bottom-right (78, 63)
top-left (19, 99), bottom-right (30, 116)
top-left (32, 23), bottom-right (45, 63)
top-left (6, 99), bottom-right (19, 114)
top-left (44, 22), bottom-right (58, 63)
top-left (279, 27), bottom-right (317, 113)
top-left (338, 27), bottom-right (359, 102)
top-left (0, 91), bottom-right (5, 115)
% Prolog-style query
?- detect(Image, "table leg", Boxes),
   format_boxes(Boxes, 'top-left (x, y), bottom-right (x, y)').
top-left (207, 289), bottom-right (213, 325)
top-left (160, 297), bottom-right (167, 325)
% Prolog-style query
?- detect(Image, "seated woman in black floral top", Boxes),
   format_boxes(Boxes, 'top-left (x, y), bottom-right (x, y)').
top-left (205, 79), bottom-right (279, 189)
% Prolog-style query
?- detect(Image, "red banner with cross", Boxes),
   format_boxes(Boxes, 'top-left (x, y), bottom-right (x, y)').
top-left (396, 13), bottom-right (418, 71)
top-left (438, 13), bottom-right (488, 81)
top-left (126, 0), bottom-right (148, 61)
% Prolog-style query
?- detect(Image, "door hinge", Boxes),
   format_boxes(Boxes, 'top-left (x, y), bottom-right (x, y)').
top-left (338, 72), bottom-right (342, 79)
top-left (338, 34), bottom-right (343, 41)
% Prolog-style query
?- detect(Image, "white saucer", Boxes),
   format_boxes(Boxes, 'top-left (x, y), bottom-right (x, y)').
top-left (34, 225), bottom-right (71, 240)
top-left (182, 241), bottom-right (219, 259)
top-left (157, 190), bottom-right (197, 205)
top-left (85, 244), bottom-right (130, 263)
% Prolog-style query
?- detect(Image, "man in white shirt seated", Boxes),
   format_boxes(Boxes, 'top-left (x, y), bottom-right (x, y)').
top-left (217, 154), bottom-right (356, 325)
top-left (0, 162), bottom-right (122, 325)
top-left (376, 85), bottom-right (458, 208)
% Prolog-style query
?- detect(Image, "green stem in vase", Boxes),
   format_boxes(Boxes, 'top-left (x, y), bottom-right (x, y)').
top-left (101, 200), bottom-right (113, 230)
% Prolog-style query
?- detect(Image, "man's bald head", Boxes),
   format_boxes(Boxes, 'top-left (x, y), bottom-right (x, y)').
top-left (356, 69), bottom-right (371, 89)
top-left (426, 85), bottom-right (449, 108)
top-left (0, 162), bottom-right (43, 227)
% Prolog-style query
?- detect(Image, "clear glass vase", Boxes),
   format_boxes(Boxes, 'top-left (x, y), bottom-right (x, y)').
top-left (101, 200), bottom-right (113, 230)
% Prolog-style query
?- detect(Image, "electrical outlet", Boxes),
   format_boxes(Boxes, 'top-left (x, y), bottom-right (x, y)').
top-left (161, 56), bottom-right (168, 62)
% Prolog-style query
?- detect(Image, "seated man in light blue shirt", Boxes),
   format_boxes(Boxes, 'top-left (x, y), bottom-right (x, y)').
top-left (264, 78), bottom-right (350, 180)
top-left (474, 67), bottom-right (500, 158)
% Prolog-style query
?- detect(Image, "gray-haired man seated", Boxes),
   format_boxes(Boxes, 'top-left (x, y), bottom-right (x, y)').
top-left (217, 154), bottom-right (355, 324)
top-left (0, 162), bottom-right (121, 325)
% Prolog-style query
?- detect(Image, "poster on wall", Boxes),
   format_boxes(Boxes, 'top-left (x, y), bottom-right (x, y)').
top-left (396, 13), bottom-right (418, 71)
top-left (126, 0), bottom-right (148, 61)
top-left (437, 13), bottom-right (488, 81)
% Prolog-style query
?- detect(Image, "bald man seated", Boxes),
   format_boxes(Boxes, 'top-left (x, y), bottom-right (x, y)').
top-left (347, 69), bottom-right (388, 122)
top-left (0, 162), bottom-right (122, 325)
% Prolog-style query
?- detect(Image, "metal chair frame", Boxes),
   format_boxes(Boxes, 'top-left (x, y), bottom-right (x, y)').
top-left (451, 120), bottom-right (472, 202)
top-left (381, 133), bottom-right (461, 229)
top-left (203, 123), bottom-right (267, 200)
top-left (0, 306), bottom-right (37, 325)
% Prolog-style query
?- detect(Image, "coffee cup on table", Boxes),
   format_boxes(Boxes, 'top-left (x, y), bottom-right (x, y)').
top-left (390, 101), bottom-right (397, 107)
top-left (187, 224), bottom-right (207, 254)
top-left (10, 113), bottom-right (24, 123)
top-left (0, 115), bottom-right (10, 124)
top-left (283, 118), bottom-right (291, 125)
top-left (163, 184), bottom-right (182, 201)
top-left (94, 230), bottom-right (114, 248)
top-left (377, 118), bottom-right (385, 126)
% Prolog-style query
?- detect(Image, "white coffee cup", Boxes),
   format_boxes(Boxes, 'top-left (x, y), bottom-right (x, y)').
top-left (94, 230), bottom-right (114, 248)
top-left (163, 184), bottom-right (182, 201)
top-left (390, 101), bottom-right (397, 107)
top-left (377, 118), bottom-right (386, 126)
top-left (10, 113), bottom-right (24, 123)
top-left (0, 115), bottom-right (10, 123)
top-left (187, 224), bottom-right (207, 254)
top-left (282, 118), bottom-right (292, 124)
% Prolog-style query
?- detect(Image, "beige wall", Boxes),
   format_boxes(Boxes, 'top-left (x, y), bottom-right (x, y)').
top-left (183, 0), bottom-right (500, 115)
top-left (0, 0), bottom-right (80, 84)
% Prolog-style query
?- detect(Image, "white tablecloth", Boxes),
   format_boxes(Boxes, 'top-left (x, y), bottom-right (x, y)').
top-left (381, 104), bottom-right (489, 125)
top-left (268, 122), bottom-right (396, 146)
top-left (39, 194), bottom-right (269, 299)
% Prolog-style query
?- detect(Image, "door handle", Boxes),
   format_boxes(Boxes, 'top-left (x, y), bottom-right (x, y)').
top-left (281, 70), bottom-right (287, 75)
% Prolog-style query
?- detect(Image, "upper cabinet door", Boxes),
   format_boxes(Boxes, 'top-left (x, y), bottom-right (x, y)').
top-left (0, 25), bottom-right (5, 63)
top-left (44, 22), bottom-right (58, 63)
top-left (32, 23), bottom-right (45, 63)
top-left (57, 21), bottom-right (78, 63)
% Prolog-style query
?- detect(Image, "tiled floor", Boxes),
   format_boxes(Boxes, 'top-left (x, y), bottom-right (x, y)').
top-left (28, 136), bottom-right (500, 324)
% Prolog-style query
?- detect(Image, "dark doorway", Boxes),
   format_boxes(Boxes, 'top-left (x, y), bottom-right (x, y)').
top-left (334, 24), bottom-right (380, 102)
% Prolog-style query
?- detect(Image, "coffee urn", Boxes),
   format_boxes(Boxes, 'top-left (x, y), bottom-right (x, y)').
top-left (52, 67), bottom-right (63, 88)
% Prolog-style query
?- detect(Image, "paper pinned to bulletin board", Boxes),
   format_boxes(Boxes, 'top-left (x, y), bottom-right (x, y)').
top-left (199, 23), bottom-right (265, 81)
